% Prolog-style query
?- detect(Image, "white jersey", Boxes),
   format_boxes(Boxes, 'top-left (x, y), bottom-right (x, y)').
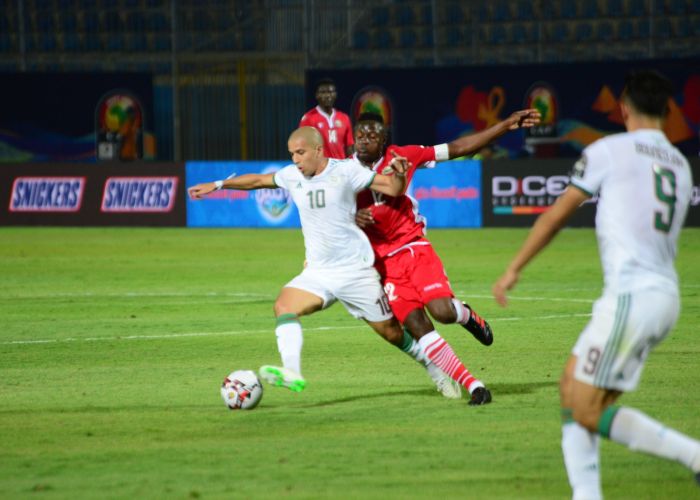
top-left (274, 158), bottom-right (377, 270)
top-left (569, 129), bottom-right (692, 295)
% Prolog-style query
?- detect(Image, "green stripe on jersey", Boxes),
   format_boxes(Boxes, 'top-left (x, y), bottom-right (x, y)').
top-left (568, 180), bottom-right (594, 197)
top-left (594, 294), bottom-right (630, 387)
top-left (363, 172), bottom-right (376, 190)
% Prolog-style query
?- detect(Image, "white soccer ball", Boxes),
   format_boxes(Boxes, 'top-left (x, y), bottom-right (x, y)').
top-left (220, 370), bottom-right (263, 410)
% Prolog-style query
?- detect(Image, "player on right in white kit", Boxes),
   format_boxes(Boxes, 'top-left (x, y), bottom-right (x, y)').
top-left (493, 70), bottom-right (700, 498)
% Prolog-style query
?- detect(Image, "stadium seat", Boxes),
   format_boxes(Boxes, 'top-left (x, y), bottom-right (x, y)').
top-left (149, 12), bottom-right (169, 32)
top-left (636, 18), bottom-right (651, 38)
top-left (445, 25), bottom-right (463, 46)
top-left (63, 33), bottom-right (81, 51)
top-left (420, 4), bottom-right (433, 24)
top-left (419, 27), bottom-right (433, 48)
top-left (399, 28), bottom-right (417, 48)
top-left (352, 29), bottom-right (369, 49)
top-left (516, 0), bottom-right (535, 20)
top-left (605, 0), bottom-right (625, 16)
top-left (35, 12), bottom-right (55, 32)
top-left (371, 6), bottom-right (390, 27)
top-left (127, 12), bottom-right (146, 31)
top-left (106, 34), bottom-right (125, 51)
top-left (560, 0), bottom-right (577, 18)
top-left (492, 0), bottom-right (510, 21)
top-left (674, 17), bottom-right (691, 37)
top-left (445, 3), bottom-right (464, 24)
top-left (654, 18), bottom-right (672, 38)
top-left (489, 24), bottom-right (507, 44)
top-left (668, 0), bottom-right (686, 14)
top-left (103, 11), bottom-right (124, 31)
top-left (127, 33), bottom-right (148, 51)
top-left (373, 29), bottom-right (394, 49)
top-left (628, 0), bottom-right (647, 16)
top-left (551, 21), bottom-right (571, 42)
top-left (39, 33), bottom-right (58, 51)
top-left (153, 34), bottom-right (171, 51)
top-left (0, 34), bottom-right (13, 53)
top-left (193, 10), bottom-right (211, 31)
top-left (574, 21), bottom-right (593, 42)
top-left (596, 21), bottom-right (614, 41)
top-left (617, 19), bottom-right (634, 40)
top-left (60, 12), bottom-right (78, 32)
top-left (396, 5), bottom-right (415, 25)
top-left (581, 0), bottom-right (600, 18)
top-left (84, 33), bottom-right (102, 51)
top-left (511, 22), bottom-right (529, 43)
top-left (83, 12), bottom-right (100, 33)
top-left (692, 0), bottom-right (700, 13)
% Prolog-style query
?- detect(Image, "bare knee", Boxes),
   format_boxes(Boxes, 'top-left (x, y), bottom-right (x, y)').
top-left (571, 405), bottom-right (602, 433)
top-left (426, 298), bottom-right (457, 324)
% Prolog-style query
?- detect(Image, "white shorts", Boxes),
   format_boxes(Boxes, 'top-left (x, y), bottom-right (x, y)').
top-left (284, 266), bottom-right (393, 322)
top-left (573, 289), bottom-right (680, 392)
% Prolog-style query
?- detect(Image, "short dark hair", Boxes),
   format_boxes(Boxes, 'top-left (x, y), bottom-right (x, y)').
top-left (622, 70), bottom-right (674, 118)
top-left (315, 77), bottom-right (336, 91)
top-left (356, 112), bottom-right (384, 125)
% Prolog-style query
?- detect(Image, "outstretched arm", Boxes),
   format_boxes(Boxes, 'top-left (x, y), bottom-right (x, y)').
top-left (447, 108), bottom-right (541, 159)
top-left (188, 173), bottom-right (276, 199)
top-left (492, 185), bottom-right (589, 307)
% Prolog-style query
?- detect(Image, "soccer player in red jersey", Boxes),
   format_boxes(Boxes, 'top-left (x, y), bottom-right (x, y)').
top-left (354, 109), bottom-right (540, 405)
top-left (299, 78), bottom-right (354, 159)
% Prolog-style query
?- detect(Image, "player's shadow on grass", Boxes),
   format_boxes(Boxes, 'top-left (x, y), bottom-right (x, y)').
top-left (299, 380), bottom-right (557, 408)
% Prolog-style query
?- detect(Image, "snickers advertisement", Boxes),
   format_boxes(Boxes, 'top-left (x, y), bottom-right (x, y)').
top-left (1, 163), bottom-right (185, 226)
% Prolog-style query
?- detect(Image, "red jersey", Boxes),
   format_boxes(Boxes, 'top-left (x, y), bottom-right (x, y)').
top-left (356, 144), bottom-right (437, 258)
top-left (299, 106), bottom-right (354, 159)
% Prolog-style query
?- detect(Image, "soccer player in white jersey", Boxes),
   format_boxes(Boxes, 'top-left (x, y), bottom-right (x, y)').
top-left (493, 70), bottom-right (699, 497)
top-left (189, 127), bottom-right (457, 395)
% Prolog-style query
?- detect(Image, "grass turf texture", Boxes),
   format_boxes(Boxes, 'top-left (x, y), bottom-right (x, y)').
top-left (1, 227), bottom-right (699, 499)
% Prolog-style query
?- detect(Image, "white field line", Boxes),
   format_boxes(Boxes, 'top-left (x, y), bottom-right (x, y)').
top-left (1, 312), bottom-right (592, 346)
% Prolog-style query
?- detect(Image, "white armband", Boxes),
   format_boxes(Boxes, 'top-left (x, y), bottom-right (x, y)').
top-left (433, 143), bottom-right (449, 161)
top-left (214, 180), bottom-right (224, 190)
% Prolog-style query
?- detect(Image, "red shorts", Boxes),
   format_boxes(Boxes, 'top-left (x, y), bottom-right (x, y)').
top-left (374, 241), bottom-right (454, 323)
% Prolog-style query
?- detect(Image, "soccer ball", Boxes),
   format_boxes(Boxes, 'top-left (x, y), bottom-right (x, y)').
top-left (220, 370), bottom-right (263, 410)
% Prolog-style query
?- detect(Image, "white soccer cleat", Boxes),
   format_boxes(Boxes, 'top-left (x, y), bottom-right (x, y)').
top-left (427, 363), bottom-right (462, 399)
top-left (258, 365), bottom-right (307, 392)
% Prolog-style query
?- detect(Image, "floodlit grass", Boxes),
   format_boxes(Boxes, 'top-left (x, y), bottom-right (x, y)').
top-left (1, 227), bottom-right (699, 499)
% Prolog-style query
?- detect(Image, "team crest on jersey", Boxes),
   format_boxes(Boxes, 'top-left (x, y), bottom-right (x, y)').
top-left (570, 155), bottom-right (587, 179)
top-left (334, 119), bottom-right (343, 127)
top-left (317, 122), bottom-right (324, 129)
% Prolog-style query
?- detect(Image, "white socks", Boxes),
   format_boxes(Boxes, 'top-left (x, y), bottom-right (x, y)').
top-left (451, 298), bottom-right (470, 324)
top-left (275, 320), bottom-right (303, 375)
top-left (562, 422), bottom-right (602, 500)
top-left (609, 407), bottom-right (700, 472)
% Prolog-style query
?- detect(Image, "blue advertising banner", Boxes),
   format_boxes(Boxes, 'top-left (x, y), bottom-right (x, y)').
top-left (186, 161), bottom-right (300, 227)
top-left (409, 160), bottom-right (481, 228)
top-left (186, 160), bottom-right (481, 228)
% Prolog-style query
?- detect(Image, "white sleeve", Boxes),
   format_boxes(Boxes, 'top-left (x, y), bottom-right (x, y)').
top-left (347, 160), bottom-right (376, 192)
top-left (433, 143), bottom-right (450, 161)
top-left (273, 166), bottom-right (293, 190)
top-left (569, 140), bottom-right (608, 196)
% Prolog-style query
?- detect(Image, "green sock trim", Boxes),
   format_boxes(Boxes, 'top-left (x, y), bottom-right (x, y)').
top-left (561, 408), bottom-right (575, 425)
top-left (275, 313), bottom-right (299, 326)
top-left (400, 329), bottom-right (414, 352)
top-left (598, 405), bottom-right (620, 439)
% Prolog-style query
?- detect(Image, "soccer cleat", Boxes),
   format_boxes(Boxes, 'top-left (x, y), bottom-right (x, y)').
top-left (462, 302), bottom-right (494, 346)
top-left (468, 386), bottom-right (492, 406)
top-left (426, 363), bottom-right (462, 399)
top-left (258, 365), bottom-right (306, 392)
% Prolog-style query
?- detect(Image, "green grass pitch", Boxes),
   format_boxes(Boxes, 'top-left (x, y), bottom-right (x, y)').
top-left (1, 227), bottom-right (699, 499)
